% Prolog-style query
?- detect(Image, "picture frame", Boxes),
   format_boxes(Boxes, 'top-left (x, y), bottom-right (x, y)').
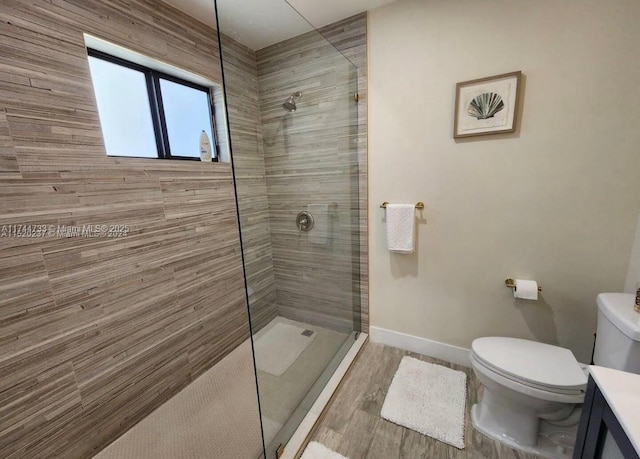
top-left (454, 71), bottom-right (522, 139)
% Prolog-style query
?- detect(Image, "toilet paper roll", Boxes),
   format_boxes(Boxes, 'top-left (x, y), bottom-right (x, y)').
top-left (513, 279), bottom-right (538, 300)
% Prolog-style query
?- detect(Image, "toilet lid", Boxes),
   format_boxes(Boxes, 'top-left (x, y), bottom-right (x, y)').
top-left (472, 337), bottom-right (587, 392)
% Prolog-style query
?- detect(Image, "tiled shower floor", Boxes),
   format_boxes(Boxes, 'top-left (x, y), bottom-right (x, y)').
top-left (94, 317), bottom-right (348, 458)
top-left (253, 317), bottom-right (348, 446)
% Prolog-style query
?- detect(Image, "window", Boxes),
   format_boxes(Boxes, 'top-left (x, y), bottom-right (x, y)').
top-left (87, 49), bottom-right (218, 161)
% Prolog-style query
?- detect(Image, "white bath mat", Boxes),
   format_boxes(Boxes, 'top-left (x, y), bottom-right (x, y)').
top-left (254, 322), bottom-right (315, 376)
top-left (381, 356), bottom-right (467, 449)
top-left (301, 442), bottom-right (349, 459)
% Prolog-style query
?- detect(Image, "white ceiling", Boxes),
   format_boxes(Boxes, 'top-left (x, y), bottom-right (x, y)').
top-left (163, 0), bottom-right (397, 50)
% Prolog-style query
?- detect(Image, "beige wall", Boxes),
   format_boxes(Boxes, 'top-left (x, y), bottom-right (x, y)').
top-left (625, 214), bottom-right (640, 293)
top-left (368, 0), bottom-right (640, 362)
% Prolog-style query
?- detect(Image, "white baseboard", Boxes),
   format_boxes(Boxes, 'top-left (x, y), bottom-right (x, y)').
top-left (370, 326), bottom-right (471, 368)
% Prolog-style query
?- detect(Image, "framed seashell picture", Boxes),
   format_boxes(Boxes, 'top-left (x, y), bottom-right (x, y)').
top-left (454, 71), bottom-right (522, 138)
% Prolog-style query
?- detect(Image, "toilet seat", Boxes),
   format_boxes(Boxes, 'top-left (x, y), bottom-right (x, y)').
top-left (471, 337), bottom-right (587, 395)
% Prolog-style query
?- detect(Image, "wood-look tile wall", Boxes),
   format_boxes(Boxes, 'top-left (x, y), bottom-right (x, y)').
top-left (0, 1), bottom-right (266, 457)
top-left (255, 14), bottom-right (368, 333)
top-left (219, 35), bottom-right (277, 332)
top-left (321, 14), bottom-right (368, 332)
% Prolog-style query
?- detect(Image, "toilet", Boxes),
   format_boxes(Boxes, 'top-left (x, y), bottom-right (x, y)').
top-left (470, 293), bottom-right (640, 459)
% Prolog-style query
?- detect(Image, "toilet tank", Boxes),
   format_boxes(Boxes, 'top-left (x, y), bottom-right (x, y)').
top-left (593, 293), bottom-right (640, 374)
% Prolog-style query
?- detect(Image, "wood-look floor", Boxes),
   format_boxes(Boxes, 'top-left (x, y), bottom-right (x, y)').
top-left (310, 342), bottom-right (539, 459)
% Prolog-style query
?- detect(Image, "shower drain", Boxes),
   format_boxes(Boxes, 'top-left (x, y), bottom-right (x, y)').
top-left (301, 329), bottom-right (314, 337)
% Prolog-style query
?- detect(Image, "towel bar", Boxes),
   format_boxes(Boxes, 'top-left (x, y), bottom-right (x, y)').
top-left (380, 201), bottom-right (424, 209)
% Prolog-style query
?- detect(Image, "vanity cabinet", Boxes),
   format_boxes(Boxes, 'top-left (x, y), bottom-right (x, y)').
top-left (574, 372), bottom-right (640, 459)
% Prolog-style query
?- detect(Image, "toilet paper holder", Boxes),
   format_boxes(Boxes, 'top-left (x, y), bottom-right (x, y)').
top-left (505, 278), bottom-right (542, 292)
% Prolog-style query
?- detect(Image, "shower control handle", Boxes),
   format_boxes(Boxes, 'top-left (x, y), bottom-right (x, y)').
top-left (296, 211), bottom-right (314, 231)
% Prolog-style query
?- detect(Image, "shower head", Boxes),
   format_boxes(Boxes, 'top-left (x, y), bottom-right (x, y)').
top-left (282, 91), bottom-right (302, 112)
top-left (282, 97), bottom-right (297, 112)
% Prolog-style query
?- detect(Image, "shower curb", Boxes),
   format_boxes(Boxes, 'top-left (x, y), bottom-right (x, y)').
top-left (281, 333), bottom-right (368, 459)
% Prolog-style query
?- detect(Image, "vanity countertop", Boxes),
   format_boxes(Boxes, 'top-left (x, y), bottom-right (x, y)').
top-left (589, 365), bottom-right (640, 455)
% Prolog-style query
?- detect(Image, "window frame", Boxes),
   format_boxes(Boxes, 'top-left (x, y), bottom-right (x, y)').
top-left (87, 48), bottom-right (218, 161)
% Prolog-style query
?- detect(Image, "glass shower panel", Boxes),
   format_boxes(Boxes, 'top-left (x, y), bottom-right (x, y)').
top-left (215, 0), bottom-right (361, 456)
top-left (84, 22), bottom-right (265, 459)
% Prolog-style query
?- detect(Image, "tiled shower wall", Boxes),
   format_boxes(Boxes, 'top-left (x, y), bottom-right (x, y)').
top-left (0, 1), bottom-right (264, 456)
top-left (219, 35), bottom-right (278, 331)
top-left (323, 14), bottom-right (369, 332)
top-left (255, 14), bottom-right (369, 332)
top-left (0, 2), bottom-right (367, 456)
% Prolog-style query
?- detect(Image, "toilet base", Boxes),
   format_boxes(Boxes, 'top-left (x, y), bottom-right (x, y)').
top-left (471, 404), bottom-right (578, 459)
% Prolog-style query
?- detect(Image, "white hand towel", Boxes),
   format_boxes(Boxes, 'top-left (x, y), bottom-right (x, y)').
top-left (385, 204), bottom-right (415, 253)
top-left (309, 203), bottom-right (329, 245)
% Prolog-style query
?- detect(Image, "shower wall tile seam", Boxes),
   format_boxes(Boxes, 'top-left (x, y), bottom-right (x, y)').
top-left (220, 33), bottom-right (278, 331)
top-left (0, 107), bottom-right (21, 178)
top-left (255, 80), bottom-right (278, 321)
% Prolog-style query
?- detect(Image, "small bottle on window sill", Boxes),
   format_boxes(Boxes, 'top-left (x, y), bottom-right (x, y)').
top-left (200, 130), bottom-right (212, 162)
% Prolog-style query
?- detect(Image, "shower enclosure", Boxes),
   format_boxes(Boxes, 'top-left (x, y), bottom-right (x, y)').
top-left (215, 0), bottom-right (363, 455)
top-left (0, 0), bottom-right (363, 457)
